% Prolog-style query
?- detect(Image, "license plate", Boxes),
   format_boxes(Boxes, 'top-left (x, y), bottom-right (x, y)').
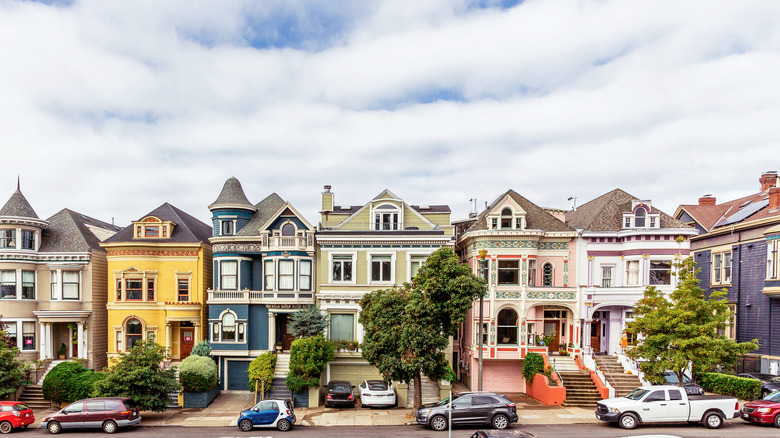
top-left (743, 414), bottom-right (749, 418)
top-left (25, 414), bottom-right (29, 417)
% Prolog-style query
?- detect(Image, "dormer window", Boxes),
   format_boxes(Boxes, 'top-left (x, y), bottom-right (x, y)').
top-left (623, 202), bottom-right (660, 229)
top-left (634, 207), bottom-right (646, 227)
top-left (133, 216), bottom-right (175, 239)
top-left (221, 220), bottom-right (234, 236)
top-left (144, 226), bottom-right (159, 238)
top-left (373, 204), bottom-right (400, 230)
top-left (487, 205), bottom-right (526, 230)
top-left (501, 208), bottom-right (513, 229)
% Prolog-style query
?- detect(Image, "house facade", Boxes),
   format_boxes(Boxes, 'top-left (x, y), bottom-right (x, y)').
top-left (0, 185), bottom-right (120, 370)
top-left (566, 189), bottom-right (696, 357)
top-left (675, 171), bottom-right (780, 374)
top-left (207, 177), bottom-right (316, 391)
top-left (101, 203), bottom-right (212, 362)
top-left (454, 190), bottom-right (578, 392)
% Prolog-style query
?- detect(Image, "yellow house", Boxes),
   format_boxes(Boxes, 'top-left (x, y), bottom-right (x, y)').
top-left (100, 203), bottom-right (212, 361)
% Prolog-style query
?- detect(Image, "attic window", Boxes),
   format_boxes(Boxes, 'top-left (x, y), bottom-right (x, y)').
top-left (501, 208), bottom-right (513, 229)
top-left (635, 208), bottom-right (646, 227)
top-left (133, 216), bottom-right (174, 240)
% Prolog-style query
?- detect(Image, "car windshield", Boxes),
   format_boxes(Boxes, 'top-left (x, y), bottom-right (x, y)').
top-left (625, 388), bottom-right (650, 400)
top-left (367, 381), bottom-right (388, 391)
top-left (763, 390), bottom-right (780, 402)
top-left (435, 396), bottom-right (451, 406)
top-left (664, 373), bottom-right (692, 384)
top-left (12, 404), bottom-right (29, 411)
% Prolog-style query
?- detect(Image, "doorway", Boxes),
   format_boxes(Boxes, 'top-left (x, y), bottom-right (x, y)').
top-left (276, 314), bottom-right (295, 351)
top-left (543, 321), bottom-right (560, 352)
top-left (590, 320), bottom-right (600, 352)
top-left (180, 322), bottom-right (194, 359)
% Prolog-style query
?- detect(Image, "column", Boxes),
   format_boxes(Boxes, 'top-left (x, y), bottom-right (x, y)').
top-left (165, 322), bottom-right (173, 353)
top-left (68, 326), bottom-right (74, 357)
top-left (582, 319), bottom-right (592, 354)
top-left (77, 322), bottom-right (85, 359)
top-left (268, 312), bottom-right (276, 351)
top-left (39, 322), bottom-right (46, 360)
top-left (45, 323), bottom-right (53, 359)
top-left (193, 322), bottom-right (201, 344)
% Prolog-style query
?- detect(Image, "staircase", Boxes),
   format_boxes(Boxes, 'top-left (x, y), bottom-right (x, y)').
top-left (274, 353), bottom-right (290, 378)
top-left (266, 377), bottom-right (293, 401)
top-left (165, 361), bottom-right (181, 408)
top-left (408, 375), bottom-right (441, 405)
top-left (18, 385), bottom-right (52, 411)
top-left (36, 360), bottom-right (65, 385)
top-left (560, 371), bottom-right (602, 407)
top-left (549, 355), bottom-right (580, 373)
top-left (594, 355), bottom-right (641, 398)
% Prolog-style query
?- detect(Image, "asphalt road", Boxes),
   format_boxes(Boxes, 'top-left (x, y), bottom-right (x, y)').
top-left (22, 422), bottom-right (780, 438)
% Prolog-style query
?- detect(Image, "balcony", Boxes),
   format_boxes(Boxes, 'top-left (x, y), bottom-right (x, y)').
top-left (207, 289), bottom-right (315, 305)
top-left (265, 234), bottom-right (312, 251)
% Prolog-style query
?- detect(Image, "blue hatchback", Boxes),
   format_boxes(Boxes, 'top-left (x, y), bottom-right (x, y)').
top-left (237, 399), bottom-right (295, 432)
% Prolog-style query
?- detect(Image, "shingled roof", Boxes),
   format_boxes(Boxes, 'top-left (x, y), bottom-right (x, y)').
top-left (40, 209), bottom-right (121, 253)
top-left (0, 188), bottom-right (39, 219)
top-left (678, 191), bottom-right (779, 232)
top-left (236, 193), bottom-right (287, 236)
top-left (465, 190), bottom-right (573, 233)
top-left (208, 177), bottom-right (255, 210)
top-left (566, 188), bottom-right (688, 231)
top-left (104, 203), bottom-right (211, 244)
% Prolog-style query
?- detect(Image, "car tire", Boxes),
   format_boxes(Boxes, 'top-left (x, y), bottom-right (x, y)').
top-left (47, 421), bottom-right (62, 434)
top-left (102, 420), bottom-right (118, 434)
top-left (430, 415), bottom-right (448, 431)
top-left (277, 418), bottom-right (291, 432)
top-left (238, 419), bottom-right (253, 432)
top-left (703, 412), bottom-right (723, 429)
top-left (618, 413), bottom-right (638, 429)
top-left (0, 421), bottom-right (12, 434)
top-left (492, 414), bottom-right (509, 429)
top-left (774, 414), bottom-right (780, 428)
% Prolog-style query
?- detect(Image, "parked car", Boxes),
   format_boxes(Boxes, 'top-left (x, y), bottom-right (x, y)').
top-left (737, 373), bottom-right (780, 398)
top-left (659, 372), bottom-right (704, 395)
top-left (40, 397), bottom-right (140, 434)
top-left (324, 380), bottom-right (356, 408)
top-left (740, 389), bottom-right (780, 427)
top-left (358, 380), bottom-right (396, 408)
top-left (415, 392), bottom-right (518, 431)
top-left (595, 386), bottom-right (739, 429)
top-left (0, 401), bottom-right (34, 434)
top-left (237, 399), bottom-right (295, 432)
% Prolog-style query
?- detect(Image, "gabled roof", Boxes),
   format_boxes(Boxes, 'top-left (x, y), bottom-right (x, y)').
top-left (372, 189), bottom-right (401, 201)
top-left (104, 203), bottom-right (211, 244)
top-left (208, 177), bottom-right (256, 211)
top-left (40, 209), bottom-right (121, 253)
top-left (566, 188), bottom-right (688, 231)
top-left (0, 188), bottom-right (39, 219)
top-left (236, 193), bottom-right (287, 236)
top-left (678, 191), bottom-right (779, 232)
top-left (465, 190), bottom-right (573, 233)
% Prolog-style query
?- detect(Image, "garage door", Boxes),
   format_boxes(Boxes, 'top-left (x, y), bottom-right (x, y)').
top-left (227, 360), bottom-right (251, 390)
top-left (329, 364), bottom-right (382, 386)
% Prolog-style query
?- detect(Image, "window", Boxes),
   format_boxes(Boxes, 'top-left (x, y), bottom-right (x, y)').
top-left (177, 279), bottom-right (189, 302)
top-left (528, 260), bottom-right (536, 286)
top-left (221, 220), bottom-right (234, 236)
top-left (625, 260), bottom-right (640, 286)
top-left (649, 261), bottom-right (671, 285)
top-left (527, 322), bottom-right (536, 344)
top-left (374, 205), bottom-right (399, 230)
top-left (21, 230), bottom-right (34, 250)
top-left (371, 255), bottom-right (392, 282)
top-left (52, 271), bottom-right (59, 300)
top-left (478, 322), bottom-right (488, 345)
top-left (330, 313), bottom-right (354, 341)
top-left (332, 255), bottom-right (353, 282)
top-left (145, 279), bottom-right (154, 300)
top-left (719, 303), bottom-right (737, 340)
top-left (63, 402), bottom-right (84, 415)
top-left (86, 401), bottom-right (106, 412)
top-left (62, 271), bottom-right (79, 300)
top-left (601, 266), bottom-right (613, 288)
top-left (542, 263), bottom-right (553, 287)
top-left (21, 271), bottom-right (34, 299)
top-left (713, 251), bottom-right (732, 284)
top-left (491, 218), bottom-right (498, 229)
top-left (282, 223), bottom-right (295, 236)
top-left (410, 256), bottom-right (426, 279)
top-left (22, 321), bottom-right (34, 350)
top-left (769, 240), bottom-right (780, 280)
top-left (497, 260), bottom-right (519, 285)
top-left (115, 278), bottom-right (121, 300)
top-left (221, 261), bottom-right (237, 290)
top-left (0, 271), bottom-right (16, 299)
top-left (650, 217), bottom-right (657, 228)
top-left (279, 260), bottom-right (294, 290)
top-left (144, 226), bottom-right (159, 238)
top-left (501, 208), bottom-right (512, 229)
top-left (221, 313), bottom-right (236, 341)
top-left (515, 217), bottom-right (523, 230)
top-left (264, 260), bottom-right (274, 290)
top-left (668, 389), bottom-right (682, 401)
top-left (624, 217), bottom-right (631, 228)
top-left (299, 260), bottom-right (311, 290)
top-left (0, 229), bottom-right (14, 248)
top-left (4, 322), bottom-right (16, 347)
top-left (497, 308), bottom-right (518, 345)
top-left (125, 279), bottom-right (143, 301)
top-left (634, 207), bottom-right (646, 227)
top-left (125, 319), bottom-right (142, 350)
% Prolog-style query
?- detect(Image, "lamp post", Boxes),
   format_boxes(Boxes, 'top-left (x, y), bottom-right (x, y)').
top-left (478, 249), bottom-right (488, 392)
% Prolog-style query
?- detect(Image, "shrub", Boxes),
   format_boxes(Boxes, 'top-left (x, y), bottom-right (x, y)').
top-left (68, 371), bottom-right (106, 401)
top-left (248, 352), bottom-right (276, 392)
top-left (286, 335), bottom-right (334, 393)
top-left (699, 372), bottom-right (762, 400)
top-left (523, 352), bottom-right (544, 383)
top-left (190, 341), bottom-right (212, 358)
top-left (289, 305), bottom-right (329, 338)
top-left (179, 355), bottom-right (219, 393)
top-left (43, 361), bottom-right (88, 402)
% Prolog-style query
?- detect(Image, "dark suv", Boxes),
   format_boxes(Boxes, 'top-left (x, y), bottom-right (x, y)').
top-left (40, 397), bottom-right (141, 434)
top-left (415, 392), bottom-right (518, 431)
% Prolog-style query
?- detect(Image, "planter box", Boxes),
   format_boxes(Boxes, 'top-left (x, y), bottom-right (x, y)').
top-left (182, 387), bottom-right (220, 408)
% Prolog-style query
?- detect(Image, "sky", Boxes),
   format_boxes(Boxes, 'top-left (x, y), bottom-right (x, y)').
top-left (1, 0), bottom-right (779, 228)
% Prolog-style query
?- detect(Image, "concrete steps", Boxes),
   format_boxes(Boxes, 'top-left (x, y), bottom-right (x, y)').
top-left (266, 377), bottom-right (292, 401)
top-left (36, 360), bottom-right (65, 385)
top-left (560, 372), bottom-right (601, 407)
top-left (274, 353), bottom-right (290, 378)
top-left (407, 375), bottom-right (440, 405)
top-left (594, 356), bottom-right (641, 397)
top-left (18, 385), bottom-right (52, 410)
top-left (550, 355), bottom-right (580, 373)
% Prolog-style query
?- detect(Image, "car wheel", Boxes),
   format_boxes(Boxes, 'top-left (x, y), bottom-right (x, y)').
top-left (0, 421), bottom-right (12, 434)
top-left (774, 414), bottom-right (780, 428)
top-left (618, 413), bottom-right (638, 429)
top-left (277, 418), bottom-right (291, 432)
top-left (430, 415), bottom-right (448, 431)
top-left (239, 419), bottom-right (253, 432)
top-left (492, 414), bottom-right (509, 429)
top-left (102, 420), bottom-right (118, 434)
top-left (703, 412), bottom-right (723, 429)
top-left (47, 421), bottom-right (62, 435)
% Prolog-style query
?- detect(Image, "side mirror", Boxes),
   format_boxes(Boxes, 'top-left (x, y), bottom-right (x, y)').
top-left (352, 385), bottom-right (356, 389)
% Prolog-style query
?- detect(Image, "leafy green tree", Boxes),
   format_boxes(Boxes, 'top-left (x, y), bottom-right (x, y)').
top-left (94, 339), bottom-right (178, 412)
top-left (626, 257), bottom-right (758, 386)
top-left (190, 340), bottom-right (212, 358)
top-left (248, 351), bottom-right (276, 393)
top-left (0, 319), bottom-right (27, 399)
top-left (360, 248), bottom-right (486, 409)
top-left (285, 335), bottom-right (334, 393)
top-left (289, 305), bottom-right (329, 338)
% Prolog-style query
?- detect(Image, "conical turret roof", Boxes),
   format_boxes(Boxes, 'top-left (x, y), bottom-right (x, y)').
top-left (0, 187), bottom-right (39, 219)
top-left (208, 177), bottom-right (256, 211)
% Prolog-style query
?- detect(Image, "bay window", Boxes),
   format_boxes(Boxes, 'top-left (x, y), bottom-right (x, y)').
top-left (62, 271), bottom-right (79, 299)
top-left (299, 260), bottom-right (311, 290)
top-left (21, 230), bottom-right (34, 249)
top-left (22, 321), bottom-right (35, 350)
top-left (497, 308), bottom-right (518, 345)
top-left (625, 260), bottom-right (640, 286)
top-left (769, 240), bottom-right (779, 280)
top-left (498, 260), bottom-right (519, 285)
top-left (264, 260), bottom-right (274, 290)
top-left (221, 261), bottom-right (237, 290)
top-left (21, 271), bottom-right (35, 299)
top-left (0, 229), bottom-right (14, 248)
top-left (527, 259), bottom-right (536, 286)
top-left (0, 271), bottom-right (15, 299)
top-left (649, 260), bottom-right (672, 285)
top-left (125, 279), bottom-right (143, 301)
top-left (279, 260), bottom-right (294, 290)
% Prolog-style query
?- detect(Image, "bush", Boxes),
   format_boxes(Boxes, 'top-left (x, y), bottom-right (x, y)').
top-left (289, 305), bottom-right (329, 338)
top-left (0, 321), bottom-right (26, 399)
top-left (179, 355), bottom-right (219, 393)
top-left (286, 335), bottom-right (334, 393)
top-left (43, 361), bottom-right (88, 402)
top-left (699, 372), bottom-right (762, 400)
top-left (68, 371), bottom-right (106, 401)
top-left (523, 352), bottom-right (544, 383)
top-left (248, 352), bottom-right (276, 392)
top-left (190, 341), bottom-right (212, 358)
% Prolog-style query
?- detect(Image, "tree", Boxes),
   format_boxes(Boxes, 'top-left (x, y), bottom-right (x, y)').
top-left (94, 339), bottom-right (178, 412)
top-left (288, 305), bottom-right (329, 338)
top-left (626, 257), bottom-right (758, 386)
top-left (248, 351), bottom-right (276, 394)
top-left (0, 319), bottom-right (27, 399)
top-left (285, 335), bottom-right (334, 393)
top-left (359, 247), bottom-right (486, 409)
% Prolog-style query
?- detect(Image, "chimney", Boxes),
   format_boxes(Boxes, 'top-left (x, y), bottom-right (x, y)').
top-left (760, 171), bottom-right (778, 193)
top-left (321, 185), bottom-right (333, 212)
top-left (468, 198), bottom-right (477, 218)
top-left (770, 187), bottom-right (780, 212)
top-left (698, 194), bottom-right (716, 206)
top-left (568, 196), bottom-right (577, 211)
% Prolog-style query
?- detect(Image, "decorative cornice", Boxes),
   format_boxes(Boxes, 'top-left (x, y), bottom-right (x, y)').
top-left (107, 249), bottom-right (199, 257)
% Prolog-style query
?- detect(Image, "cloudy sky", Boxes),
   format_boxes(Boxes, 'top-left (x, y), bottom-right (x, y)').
top-left (1, 0), bottom-right (779, 227)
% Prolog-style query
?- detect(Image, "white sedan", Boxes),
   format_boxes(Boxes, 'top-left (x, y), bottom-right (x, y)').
top-left (358, 380), bottom-right (397, 408)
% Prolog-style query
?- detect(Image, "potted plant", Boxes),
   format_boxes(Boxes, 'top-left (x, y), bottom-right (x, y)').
top-left (58, 343), bottom-right (66, 359)
top-left (275, 342), bottom-right (283, 353)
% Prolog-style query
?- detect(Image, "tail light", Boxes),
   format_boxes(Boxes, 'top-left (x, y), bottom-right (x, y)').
top-left (12, 411), bottom-right (20, 417)
top-left (286, 410), bottom-right (292, 416)
top-left (735, 402), bottom-right (739, 411)
top-left (363, 393), bottom-right (370, 397)
top-left (121, 410), bottom-right (131, 417)
top-left (506, 403), bottom-right (516, 408)
top-left (347, 394), bottom-right (354, 400)
top-left (326, 394), bottom-right (333, 400)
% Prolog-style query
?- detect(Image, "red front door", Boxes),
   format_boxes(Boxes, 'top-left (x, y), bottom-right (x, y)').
top-left (181, 329), bottom-right (194, 359)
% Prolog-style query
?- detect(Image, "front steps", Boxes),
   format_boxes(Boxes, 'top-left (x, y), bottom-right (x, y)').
top-left (18, 385), bottom-right (51, 410)
top-left (560, 371), bottom-right (602, 407)
top-left (266, 377), bottom-right (293, 401)
top-left (407, 375), bottom-right (441, 405)
top-left (594, 355), bottom-right (641, 397)
top-left (274, 353), bottom-right (290, 378)
top-left (549, 355), bottom-right (579, 373)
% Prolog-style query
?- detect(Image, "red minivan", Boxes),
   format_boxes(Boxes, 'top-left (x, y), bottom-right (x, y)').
top-left (0, 401), bottom-right (35, 433)
top-left (40, 397), bottom-right (141, 434)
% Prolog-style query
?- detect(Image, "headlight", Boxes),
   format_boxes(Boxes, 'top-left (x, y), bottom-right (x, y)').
top-left (607, 407), bottom-right (620, 414)
top-left (757, 407), bottom-right (771, 413)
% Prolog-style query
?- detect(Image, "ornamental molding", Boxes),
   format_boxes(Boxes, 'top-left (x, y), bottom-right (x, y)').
top-left (213, 243), bottom-right (264, 253)
top-left (496, 291), bottom-right (522, 299)
top-left (267, 304), bottom-right (310, 310)
top-left (107, 249), bottom-right (198, 257)
top-left (527, 291), bottom-right (576, 300)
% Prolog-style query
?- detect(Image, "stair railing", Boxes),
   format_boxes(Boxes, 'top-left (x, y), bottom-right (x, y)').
top-left (551, 358), bottom-right (564, 387)
top-left (596, 357), bottom-right (619, 390)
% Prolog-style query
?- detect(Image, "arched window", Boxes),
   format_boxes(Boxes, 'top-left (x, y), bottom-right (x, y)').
top-left (126, 318), bottom-right (142, 350)
top-left (542, 263), bottom-right (553, 287)
top-left (282, 223), bottom-right (295, 236)
top-left (497, 308), bottom-right (518, 345)
top-left (221, 312), bottom-right (236, 341)
top-left (635, 207), bottom-right (646, 227)
top-left (501, 208), bottom-right (513, 229)
top-left (374, 204), bottom-right (400, 230)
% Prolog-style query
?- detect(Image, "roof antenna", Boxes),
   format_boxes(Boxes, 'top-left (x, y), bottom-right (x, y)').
top-left (17, 175), bottom-right (20, 192)
top-left (568, 196), bottom-right (577, 211)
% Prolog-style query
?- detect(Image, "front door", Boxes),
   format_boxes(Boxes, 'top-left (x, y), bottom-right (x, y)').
top-left (544, 321), bottom-right (559, 351)
top-left (180, 329), bottom-right (194, 359)
top-left (591, 320), bottom-right (601, 352)
top-left (278, 314), bottom-right (294, 350)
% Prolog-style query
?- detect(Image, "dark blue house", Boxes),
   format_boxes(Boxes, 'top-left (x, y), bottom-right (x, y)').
top-left (207, 177), bottom-right (316, 391)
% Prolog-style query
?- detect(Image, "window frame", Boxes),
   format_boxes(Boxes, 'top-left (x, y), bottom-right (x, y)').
top-left (601, 265), bottom-right (614, 288)
top-left (496, 308), bottom-right (519, 346)
top-left (264, 259), bottom-right (275, 291)
top-left (298, 260), bottom-right (312, 291)
top-left (542, 262), bottom-right (554, 287)
top-left (62, 271), bottom-right (80, 300)
top-left (712, 250), bottom-right (733, 285)
top-left (330, 253), bottom-right (356, 283)
top-left (497, 260), bottom-right (520, 286)
top-left (0, 270), bottom-right (16, 299)
top-left (21, 321), bottom-right (35, 350)
top-left (329, 313), bottom-right (355, 342)
top-left (369, 254), bottom-right (394, 284)
top-left (21, 270), bottom-right (35, 299)
top-left (769, 240), bottom-right (780, 280)
top-left (373, 204), bottom-right (401, 231)
top-left (220, 260), bottom-right (238, 291)
top-left (408, 254), bottom-right (427, 281)
top-left (177, 278), bottom-right (189, 302)
top-left (625, 260), bottom-right (640, 286)
top-left (278, 260), bottom-right (295, 290)
top-left (221, 220), bottom-right (234, 236)
top-left (125, 318), bottom-right (143, 351)
top-left (527, 259), bottom-right (536, 286)
top-left (0, 229), bottom-right (15, 249)
top-left (649, 260), bottom-right (672, 286)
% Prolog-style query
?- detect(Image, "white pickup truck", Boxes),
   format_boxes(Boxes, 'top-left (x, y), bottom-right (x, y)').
top-left (595, 385), bottom-right (739, 430)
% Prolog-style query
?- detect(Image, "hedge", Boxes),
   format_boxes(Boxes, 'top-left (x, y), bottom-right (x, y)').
top-left (178, 355), bottom-right (219, 393)
top-left (42, 361), bottom-right (104, 403)
top-left (698, 372), bottom-right (762, 400)
top-left (523, 352), bottom-right (544, 383)
top-left (248, 352), bottom-right (276, 392)
top-left (286, 335), bottom-right (334, 393)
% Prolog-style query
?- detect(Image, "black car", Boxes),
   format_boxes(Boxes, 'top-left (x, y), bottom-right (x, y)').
top-left (415, 392), bottom-right (518, 431)
top-left (737, 373), bottom-right (780, 397)
top-left (660, 372), bottom-right (704, 395)
top-left (323, 380), bottom-right (356, 408)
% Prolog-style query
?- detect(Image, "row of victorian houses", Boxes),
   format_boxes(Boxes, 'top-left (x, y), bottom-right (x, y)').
top-left (2, 172), bottom-right (780, 404)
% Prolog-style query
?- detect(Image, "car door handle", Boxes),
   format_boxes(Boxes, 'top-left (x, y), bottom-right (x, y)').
top-left (660, 404), bottom-right (667, 406)
top-left (679, 403), bottom-right (686, 406)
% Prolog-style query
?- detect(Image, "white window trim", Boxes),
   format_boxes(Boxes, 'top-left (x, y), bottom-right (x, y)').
top-left (367, 251), bottom-right (397, 285)
top-left (217, 257), bottom-right (250, 291)
top-left (406, 251), bottom-right (432, 282)
top-left (541, 261), bottom-right (555, 287)
top-left (768, 240), bottom-right (780, 281)
top-left (210, 309), bottom-right (248, 344)
top-left (624, 258), bottom-right (641, 287)
top-left (0, 318), bottom-right (37, 351)
top-left (278, 259), bottom-right (296, 291)
top-left (298, 259), bottom-right (313, 291)
top-left (328, 251), bottom-right (357, 284)
top-left (600, 264), bottom-right (615, 288)
top-left (371, 203), bottom-right (403, 231)
top-left (711, 249), bottom-right (733, 285)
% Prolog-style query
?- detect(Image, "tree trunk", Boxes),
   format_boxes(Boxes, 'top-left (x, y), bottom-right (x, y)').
top-left (414, 371), bottom-right (422, 410)
top-left (677, 371), bottom-right (685, 388)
